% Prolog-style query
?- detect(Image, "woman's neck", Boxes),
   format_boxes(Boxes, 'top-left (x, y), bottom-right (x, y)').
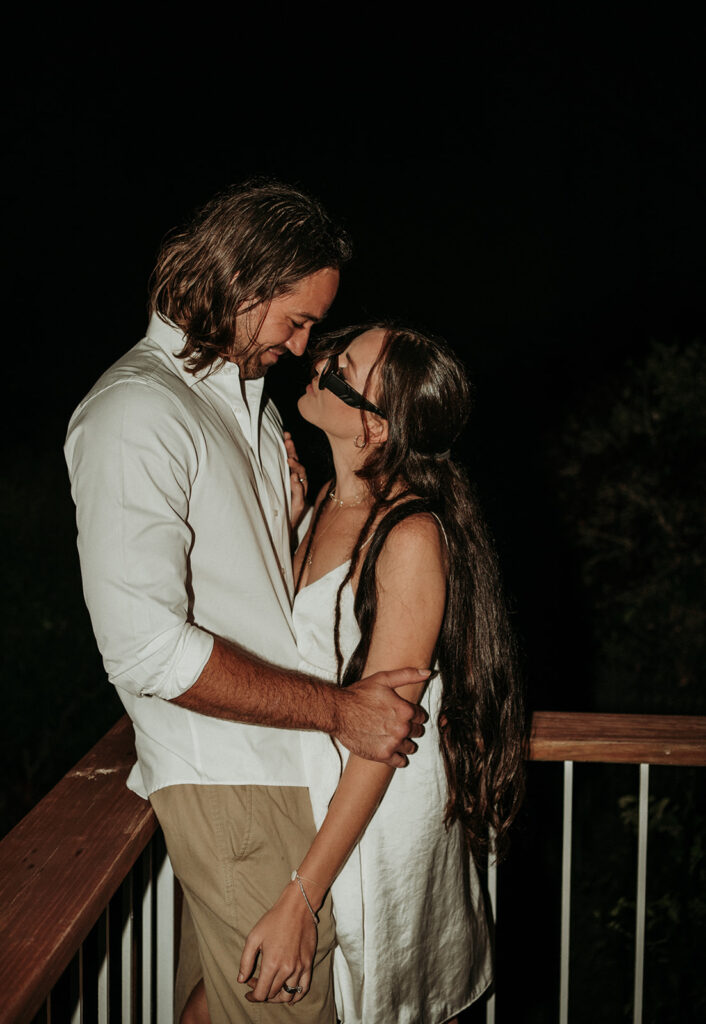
top-left (328, 437), bottom-right (368, 505)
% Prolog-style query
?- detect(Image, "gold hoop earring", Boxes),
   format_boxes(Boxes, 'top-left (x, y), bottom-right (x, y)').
top-left (354, 434), bottom-right (367, 449)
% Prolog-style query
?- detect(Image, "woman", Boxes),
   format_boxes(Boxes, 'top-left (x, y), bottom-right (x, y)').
top-left (236, 324), bottom-right (525, 1024)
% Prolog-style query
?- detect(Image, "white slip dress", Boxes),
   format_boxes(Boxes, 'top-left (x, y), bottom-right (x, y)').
top-left (295, 560), bottom-right (492, 1024)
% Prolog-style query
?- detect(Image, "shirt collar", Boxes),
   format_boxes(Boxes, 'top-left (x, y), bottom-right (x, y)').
top-left (145, 314), bottom-right (267, 455)
top-left (145, 313), bottom-right (266, 405)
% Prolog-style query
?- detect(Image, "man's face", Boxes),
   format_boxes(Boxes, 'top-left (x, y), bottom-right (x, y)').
top-left (232, 267), bottom-right (340, 379)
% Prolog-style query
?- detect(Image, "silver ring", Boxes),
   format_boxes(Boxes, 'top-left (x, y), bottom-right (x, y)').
top-left (283, 982), bottom-right (302, 994)
top-left (298, 476), bottom-right (305, 485)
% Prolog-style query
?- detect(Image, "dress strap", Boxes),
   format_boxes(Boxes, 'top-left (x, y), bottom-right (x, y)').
top-left (428, 511), bottom-right (450, 551)
top-left (359, 530), bottom-right (375, 551)
top-left (359, 507), bottom-right (448, 556)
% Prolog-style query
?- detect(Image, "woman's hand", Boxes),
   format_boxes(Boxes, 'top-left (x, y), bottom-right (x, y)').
top-left (284, 431), bottom-right (309, 532)
top-left (237, 881), bottom-right (318, 1004)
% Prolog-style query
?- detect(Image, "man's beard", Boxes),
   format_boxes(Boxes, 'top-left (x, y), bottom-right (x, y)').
top-left (235, 345), bottom-right (269, 380)
top-left (230, 322), bottom-right (278, 380)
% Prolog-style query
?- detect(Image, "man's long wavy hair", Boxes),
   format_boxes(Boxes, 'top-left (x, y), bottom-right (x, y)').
top-left (149, 180), bottom-right (352, 373)
top-left (300, 324), bottom-right (526, 862)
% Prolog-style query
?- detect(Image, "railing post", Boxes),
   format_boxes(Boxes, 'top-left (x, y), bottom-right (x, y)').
top-left (141, 845), bottom-right (154, 1023)
top-left (633, 763), bottom-right (649, 1024)
top-left (122, 871), bottom-right (134, 1024)
top-left (155, 840), bottom-right (175, 1024)
top-left (97, 908), bottom-right (109, 1024)
top-left (71, 946), bottom-right (83, 1024)
top-left (559, 761), bottom-right (573, 1024)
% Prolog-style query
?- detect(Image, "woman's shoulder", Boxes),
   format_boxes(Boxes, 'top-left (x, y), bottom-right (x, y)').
top-left (376, 501), bottom-right (447, 576)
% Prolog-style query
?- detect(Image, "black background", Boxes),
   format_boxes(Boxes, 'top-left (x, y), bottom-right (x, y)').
top-left (8, 10), bottom-right (704, 712)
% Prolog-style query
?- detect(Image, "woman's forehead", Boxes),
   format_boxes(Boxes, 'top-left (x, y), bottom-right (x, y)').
top-left (346, 328), bottom-right (386, 365)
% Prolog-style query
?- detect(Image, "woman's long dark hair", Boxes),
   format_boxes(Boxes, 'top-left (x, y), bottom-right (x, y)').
top-left (301, 324), bottom-right (525, 861)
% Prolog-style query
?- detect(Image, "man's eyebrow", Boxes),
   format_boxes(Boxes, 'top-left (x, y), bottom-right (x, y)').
top-left (298, 310), bottom-right (327, 323)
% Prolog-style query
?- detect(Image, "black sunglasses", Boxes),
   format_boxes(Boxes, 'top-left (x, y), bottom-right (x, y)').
top-left (317, 352), bottom-right (387, 418)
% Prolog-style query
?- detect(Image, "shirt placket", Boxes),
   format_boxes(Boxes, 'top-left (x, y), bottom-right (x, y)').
top-left (233, 383), bottom-right (292, 592)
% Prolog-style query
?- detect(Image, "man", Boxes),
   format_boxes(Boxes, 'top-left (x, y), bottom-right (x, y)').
top-left (65, 181), bottom-right (426, 1023)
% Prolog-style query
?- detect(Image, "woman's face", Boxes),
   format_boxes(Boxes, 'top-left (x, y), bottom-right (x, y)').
top-left (298, 328), bottom-right (387, 442)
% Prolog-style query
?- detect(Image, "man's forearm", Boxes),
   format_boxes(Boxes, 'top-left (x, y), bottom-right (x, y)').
top-left (171, 636), bottom-right (429, 768)
top-left (172, 637), bottom-right (339, 733)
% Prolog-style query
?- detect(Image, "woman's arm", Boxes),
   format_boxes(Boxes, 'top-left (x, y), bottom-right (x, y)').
top-left (239, 513), bottom-right (447, 1004)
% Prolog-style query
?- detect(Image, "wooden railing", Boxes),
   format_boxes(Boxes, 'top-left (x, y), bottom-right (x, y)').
top-left (0, 718), bottom-right (158, 1024)
top-left (0, 713), bottom-right (704, 1024)
top-left (496, 712), bottom-right (706, 1024)
top-left (528, 711), bottom-right (706, 765)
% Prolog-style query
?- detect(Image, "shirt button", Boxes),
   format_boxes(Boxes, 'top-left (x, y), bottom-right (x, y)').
top-left (273, 509), bottom-right (279, 517)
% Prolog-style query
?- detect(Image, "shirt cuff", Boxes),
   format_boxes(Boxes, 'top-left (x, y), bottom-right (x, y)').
top-left (110, 623), bottom-right (215, 701)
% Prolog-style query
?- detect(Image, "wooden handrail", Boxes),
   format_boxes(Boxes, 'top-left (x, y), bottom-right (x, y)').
top-left (0, 717), bottom-right (157, 1024)
top-left (529, 711), bottom-right (706, 765)
top-left (0, 711), bottom-right (704, 1023)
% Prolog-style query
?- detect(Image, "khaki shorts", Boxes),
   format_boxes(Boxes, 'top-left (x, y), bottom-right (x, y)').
top-left (150, 784), bottom-right (337, 1024)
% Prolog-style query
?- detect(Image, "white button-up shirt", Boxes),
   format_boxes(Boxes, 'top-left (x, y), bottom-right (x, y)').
top-left (65, 315), bottom-right (308, 797)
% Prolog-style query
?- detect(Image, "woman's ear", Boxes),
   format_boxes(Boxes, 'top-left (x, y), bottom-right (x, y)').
top-left (364, 413), bottom-right (388, 445)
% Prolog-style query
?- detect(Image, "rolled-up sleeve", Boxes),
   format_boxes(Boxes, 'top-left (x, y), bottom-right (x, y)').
top-left (65, 380), bottom-right (214, 699)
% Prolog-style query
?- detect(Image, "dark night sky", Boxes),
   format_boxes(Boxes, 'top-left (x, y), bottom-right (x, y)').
top-left (8, 16), bottom-right (704, 409)
top-left (6, 11), bottom-right (705, 709)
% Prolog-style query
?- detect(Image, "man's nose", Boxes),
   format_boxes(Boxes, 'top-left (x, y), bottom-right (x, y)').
top-left (285, 328), bottom-right (310, 358)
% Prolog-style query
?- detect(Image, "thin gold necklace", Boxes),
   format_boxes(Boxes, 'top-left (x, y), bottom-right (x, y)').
top-left (305, 508), bottom-right (338, 567)
top-left (328, 489), bottom-right (368, 509)
top-left (304, 492), bottom-right (369, 568)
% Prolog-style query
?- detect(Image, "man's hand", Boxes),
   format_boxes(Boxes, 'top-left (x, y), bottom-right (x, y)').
top-left (332, 668), bottom-right (429, 767)
top-left (284, 431), bottom-right (308, 532)
top-left (175, 644), bottom-right (428, 761)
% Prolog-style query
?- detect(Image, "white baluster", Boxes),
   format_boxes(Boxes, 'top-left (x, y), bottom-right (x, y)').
top-left (70, 945), bottom-right (83, 1024)
top-left (122, 870), bottom-right (134, 1023)
top-left (142, 845), bottom-right (154, 1021)
top-left (97, 907), bottom-right (109, 1024)
top-left (559, 761), bottom-right (573, 1024)
top-left (155, 840), bottom-right (175, 1024)
top-left (633, 763), bottom-right (649, 1024)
